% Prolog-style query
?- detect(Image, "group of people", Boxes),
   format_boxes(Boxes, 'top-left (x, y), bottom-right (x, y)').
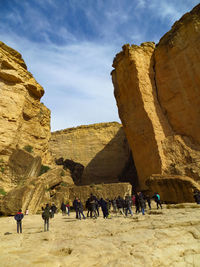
top-left (14, 192), bottom-right (162, 233)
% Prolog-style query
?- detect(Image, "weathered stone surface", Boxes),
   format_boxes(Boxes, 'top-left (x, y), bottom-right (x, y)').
top-left (112, 4), bottom-right (200, 196)
top-left (50, 122), bottom-right (137, 186)
top-left (0, 167), bottom-right (74, 215)
top-left (0, 41), bottom-right (52, 190)
top-left (146, 175), bottom-right (200, 203)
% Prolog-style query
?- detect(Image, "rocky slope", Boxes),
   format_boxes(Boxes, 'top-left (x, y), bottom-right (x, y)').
top-left (0, 41), bottom-right (51, 191)
top-left (49, 122), bottom-right (138, 186)
top-left (112, 4), bottom-right (200, 200)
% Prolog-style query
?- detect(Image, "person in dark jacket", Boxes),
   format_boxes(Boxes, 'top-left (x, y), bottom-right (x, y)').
top-left (73, 197), bottom-right (79, 219)
top-left (138, 192), bottom-right (145, 215)
top-left (50, 204), bottom-right (57, 218)
top-left (99, 198), bottom-right (109, 218)
top-left (135, 193), bottom-right (140, 214)
top-left (42, 204), bottom-right (51, 231)
top-left (77, 199), bottom-right (86, 220)
top-left (193, 190), bottom-right (200, 204)
top-left (88, 194), bottom-right (97, 218)
top-left (61, 202), bottom-right (66, 215)
top-left (145, 194), bottom-right (151, 210)
top-left (14, 209), bottom-right (24, 233)
top-left (116, 196), bottom-right (125, 215)
top-left (125, 195), bottom-right (133, 216)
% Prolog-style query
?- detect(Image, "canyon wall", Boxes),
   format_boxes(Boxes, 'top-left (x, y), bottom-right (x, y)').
top-left (49, 122), bottom-right (138, 186)
top-left (111, 4), bottom-right (200, 197)
top-left (0, 41), bottom-right (51, 190)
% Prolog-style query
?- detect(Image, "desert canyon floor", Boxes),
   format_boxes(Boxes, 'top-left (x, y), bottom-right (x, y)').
top-left (0, 203), bottom-right (200, 267)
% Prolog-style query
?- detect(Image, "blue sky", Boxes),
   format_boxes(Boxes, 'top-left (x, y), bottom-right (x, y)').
top-left (0, 0), bottom-right (199, 131)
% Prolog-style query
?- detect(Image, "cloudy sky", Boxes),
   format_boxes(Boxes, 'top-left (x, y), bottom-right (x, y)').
top-left (0, 0), bottom-right (198, 131)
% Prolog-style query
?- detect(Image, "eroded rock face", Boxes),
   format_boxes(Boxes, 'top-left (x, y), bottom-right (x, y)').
top-left (112, 4), bottom-right (200, 194)
top-left (0, 41), bottom-right (51, 190)
top-left (49, 122), bottom-right (138, 186)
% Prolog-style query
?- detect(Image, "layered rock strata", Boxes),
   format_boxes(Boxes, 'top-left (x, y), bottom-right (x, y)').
top-left (0, 41), bottom-right (51, 190)
top-left (50, 122), bottom-right (138, 186)
top-left (112, 4), bottom-right (200, 195)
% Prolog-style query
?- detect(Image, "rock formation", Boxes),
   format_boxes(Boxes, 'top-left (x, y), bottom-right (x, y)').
top-left (49, 122), bottom-right (138, 186)
top-left (0, 41), bottom-right (51, 191)
top-left (112, 4), bottom-right (200, 201)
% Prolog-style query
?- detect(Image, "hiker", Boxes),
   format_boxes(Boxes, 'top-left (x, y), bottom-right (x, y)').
top-left (95, 198), bottom-right (100, 217)
top-left (50, 204), bottom-right (57, 218)
top-left (42, 204), bottom-right (51, 232)
top-left (66, 202), bottom-right (70, 216)
top-left (125, 195), bottom-right (133, 216)
top-left (116, 196), bottom-right (125, 215)
top-left (73, 197), bottom-right (79, 219)
top-left (61, 202), bottom-right (66, 215)
top-left (152, 192), bottom-right (162, 209)
top-left (135, 193), bottom-right (140, 213)
top-left (14, 209), bottom-right (24, 234)
top-left (112, 198), bottom-right (117, 213)
top-left (193, 190), bottom-right (200, 204)
top-left (99, 198), bottom-right (109, 218)
top-left (145, 194), bottom-right (151, 210)
top-left (77, 199), bottom-right (86, 220)
top-left (138, 192), bottom-right (145, 215)
top-left (88, 194), bottom-right (97, 218)
top-left (86, 197), bottom-right (91, 217)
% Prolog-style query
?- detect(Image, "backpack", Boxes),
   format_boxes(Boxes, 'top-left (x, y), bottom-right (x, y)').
top-left (156, 194), bottom-right (160, 201)
top-left (42, 209), bottom-right (50, 220)
top-left (14, 213), bottom-right (23, 221)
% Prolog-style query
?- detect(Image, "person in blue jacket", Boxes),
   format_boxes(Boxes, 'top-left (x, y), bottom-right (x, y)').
top-left (14, 209), bottom-right (24, 233)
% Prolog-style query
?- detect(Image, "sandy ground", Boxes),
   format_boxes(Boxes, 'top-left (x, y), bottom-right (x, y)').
top-left (0, 203), bottom-right (200, 267)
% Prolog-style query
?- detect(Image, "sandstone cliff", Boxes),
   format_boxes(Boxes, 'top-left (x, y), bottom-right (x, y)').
top-left (112, 4), bottom-right (200, 199)
top-left (0, 41), bottom-right (51, 191)
top-left (49, 122), bottom-right (138, 186)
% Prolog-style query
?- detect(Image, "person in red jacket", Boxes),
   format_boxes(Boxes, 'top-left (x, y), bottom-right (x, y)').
top-left (14, 209), bottom-right (24, 233)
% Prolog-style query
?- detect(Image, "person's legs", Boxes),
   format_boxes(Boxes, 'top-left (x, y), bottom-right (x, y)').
top-left (141, 207), bottom-right (145, 215)
top-left (19, 221), bottom-right (22, 233)
top-left (44, 219), bottom-right (47, 231)
top-left (47, 219), bottom-right (49, 231)
top-left (17, 221), bottom-right (20, 233)
top-left (128, 207), bottom-right (133, 216)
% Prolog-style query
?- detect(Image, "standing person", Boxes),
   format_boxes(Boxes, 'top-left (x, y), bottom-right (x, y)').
top-left (61, 202), bottom-right (66, 215)
top-left (66, 202), bottom-right (70, 216)
top-left (42, 204), bottom-right (51, 232)
top-left (153, 193), bottom-right (162, 209)
top-left (99, 198), bottom-right (109, 218)
top-left (138, 192), bottom-right (145, 215)
top-left (193, 190), bottom-right (200, 204)
top-left (116, 196), bottom-right (125, 216)
top-left (73, 197), bottom-right (79, 219)
top-left (125, 195), bottom-right (133, 216)
top-left (135, 193), bottom-right (140, 214)
top-left (145, 194), bottom-right (151, 210)
top-left (89, 194), bottom-right (97, 218)
top-left (112, 198), bottom-right (117, 214)
top-left (50, 204), bottom-right (57, 218)
top-left (77, 199), bottom-right (86, 220)
top-left (14, 209), bottom-right (24, 234)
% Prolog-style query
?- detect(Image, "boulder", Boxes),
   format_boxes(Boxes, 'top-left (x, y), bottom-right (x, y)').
top-left (0, 167), bottom-right (74, 215)
top-left (146, 175), bottom-right (200, 203)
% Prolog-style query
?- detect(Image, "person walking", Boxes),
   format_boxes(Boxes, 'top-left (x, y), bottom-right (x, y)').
top-left (153, 193), bottom-right (162, 209)
top-left (61, 202), bottom-right (66, 216)
top-left (42, 204), bottom-right (51, 232)
top-left (73, 197), bottom-right (79, 219)
top-left (77, 199), bottom-right (86, 220)
top-left (99, 198), bottom-right (109, 218)
top-left (138, 192), bottom-right (145, 215)
top-left (116, 196), bottom-right (125, 216)
top-left (14, 209), bottom-right (24, 233)
top-left (125, 195), bottom-right (133, 216)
